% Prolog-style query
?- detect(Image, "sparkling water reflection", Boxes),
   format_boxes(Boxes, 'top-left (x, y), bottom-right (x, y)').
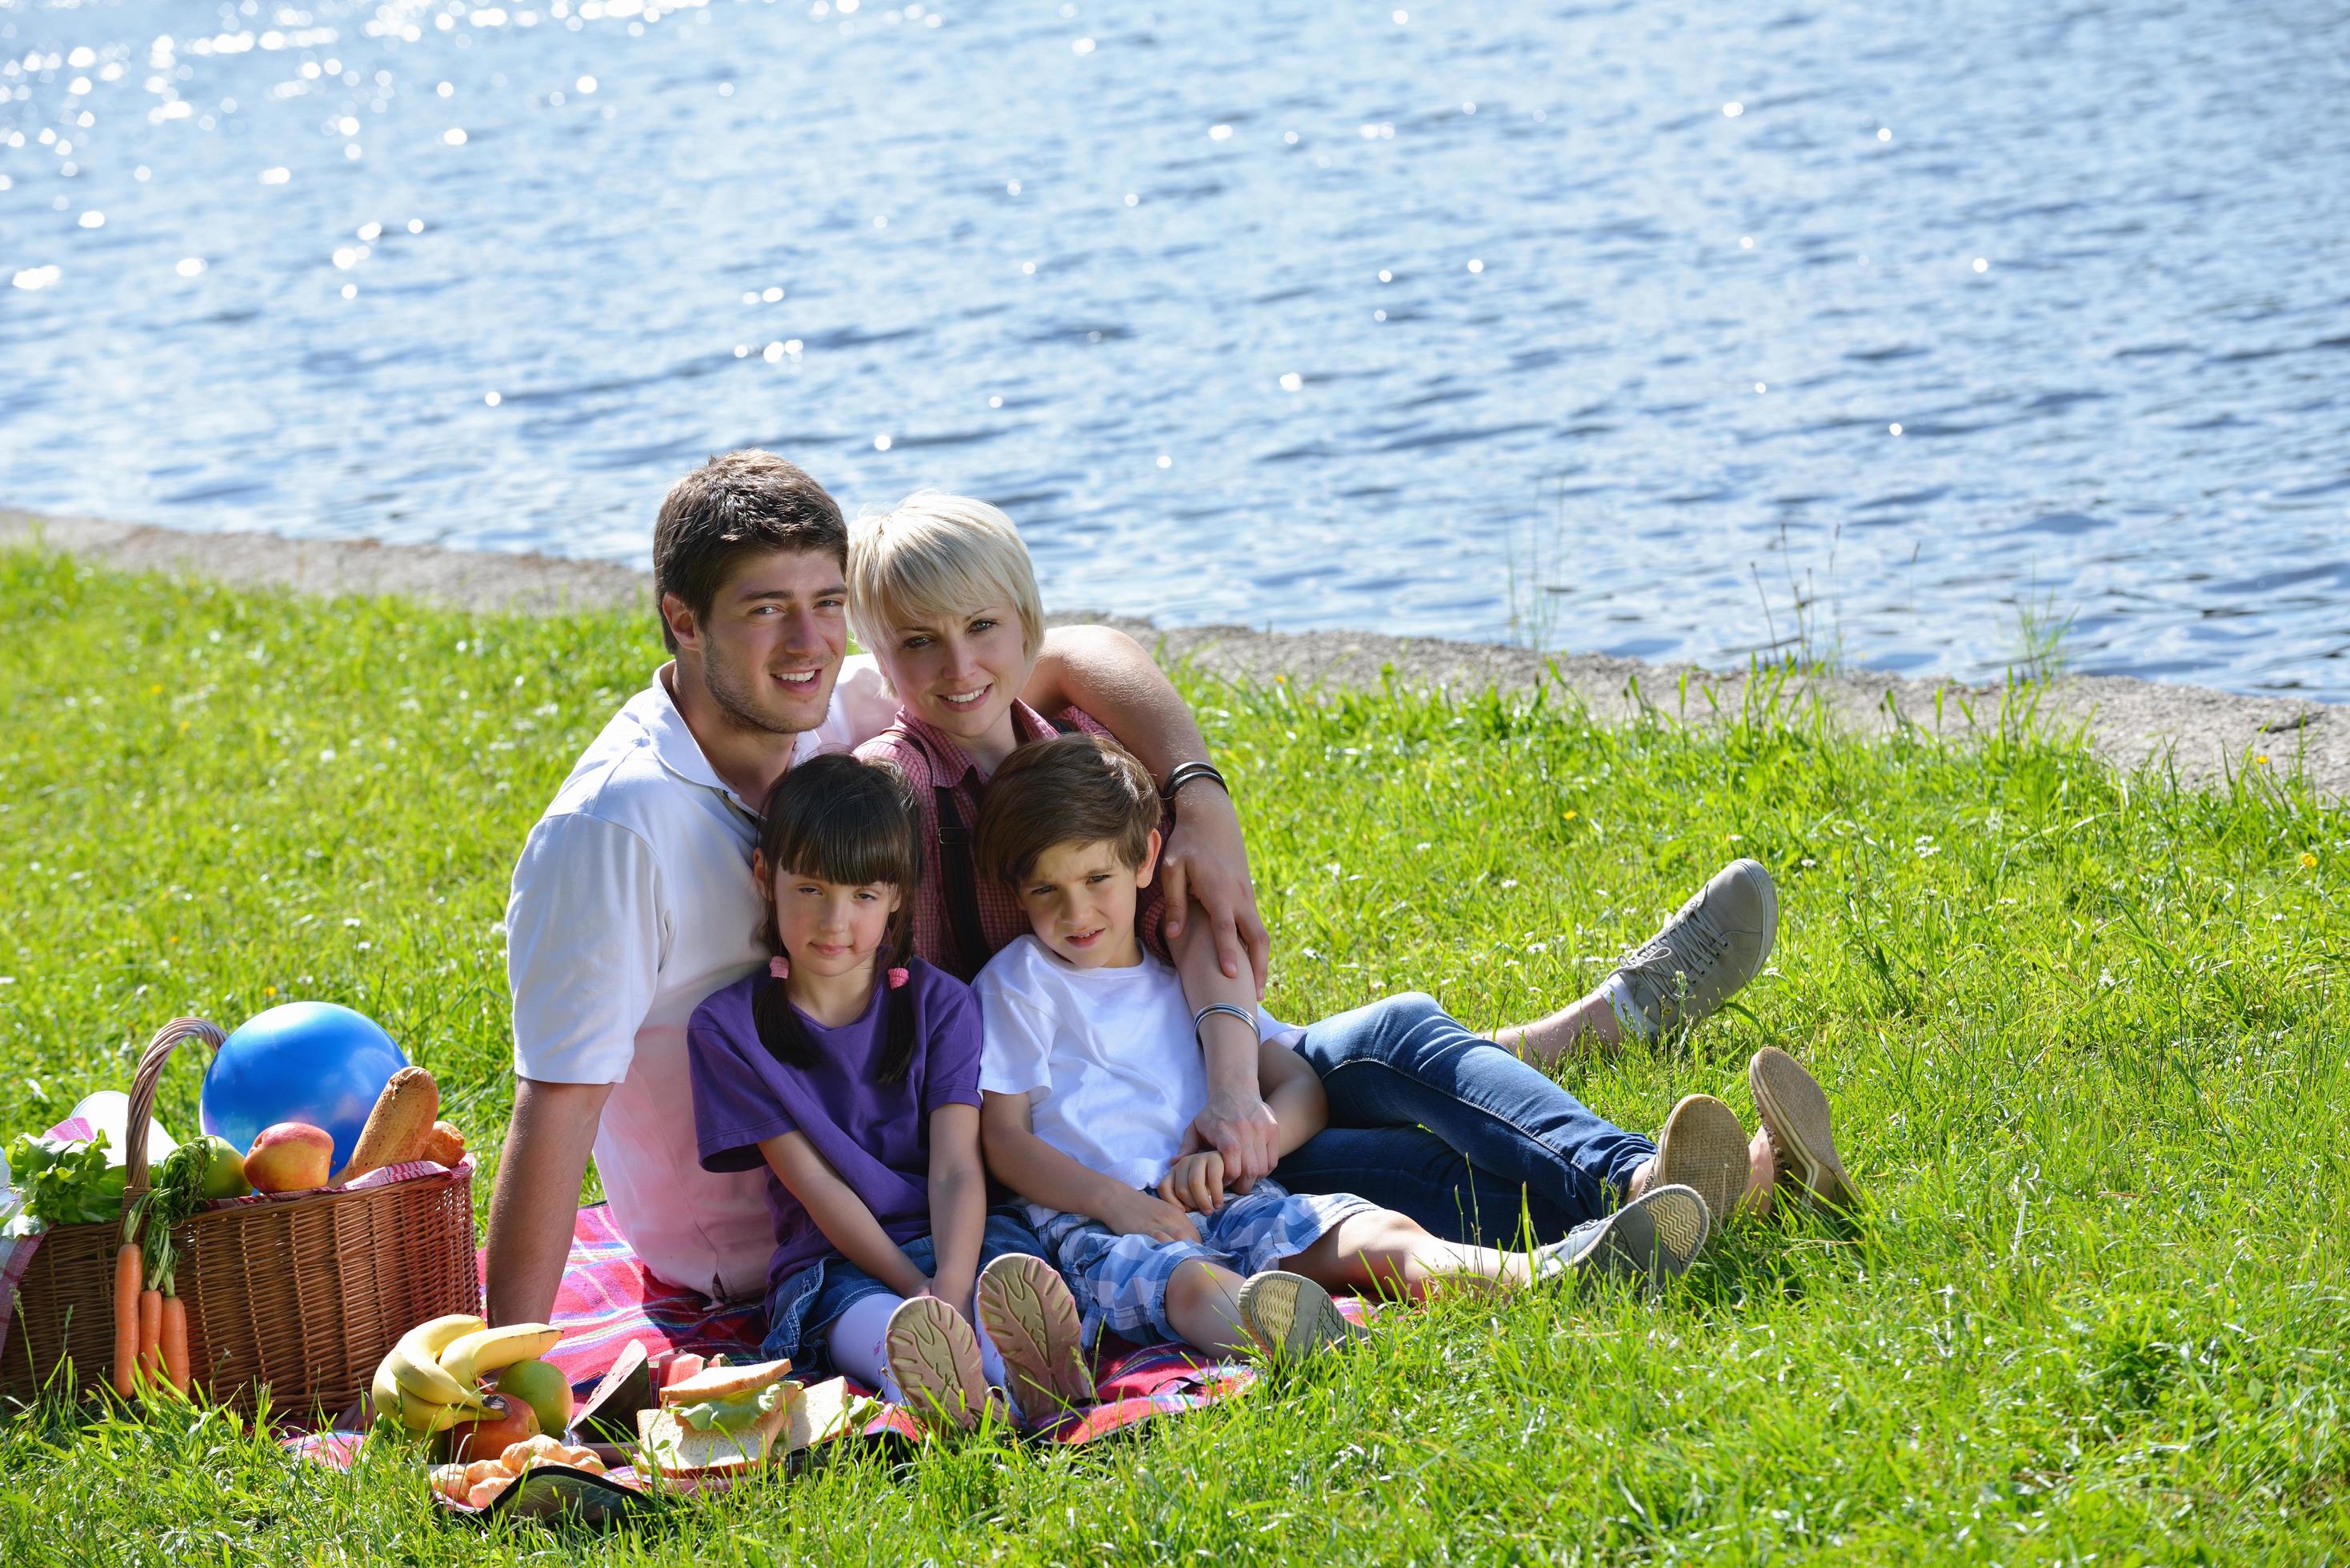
top-left (2, 0), bottom-right (2345, 696)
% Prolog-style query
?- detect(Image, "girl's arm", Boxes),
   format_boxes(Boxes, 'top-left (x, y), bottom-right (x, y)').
top-left (923, 1103), bottom-right (986, 1308)
top-left (759, 1131), bottom-right (929, 1298)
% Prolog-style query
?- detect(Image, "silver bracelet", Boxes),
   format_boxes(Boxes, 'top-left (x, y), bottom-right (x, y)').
top-left (1191, 1002), bottom-right (1255, 1044)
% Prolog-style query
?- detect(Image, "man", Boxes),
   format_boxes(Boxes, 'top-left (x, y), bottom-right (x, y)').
top-left (486, 450), bottom-right (1273, 1321)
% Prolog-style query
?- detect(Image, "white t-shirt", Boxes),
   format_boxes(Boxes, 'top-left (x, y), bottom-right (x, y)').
top-left (506, 656), bottom-right (899, 1300)
top-left (975, 934), bottom-right (1289, 1226)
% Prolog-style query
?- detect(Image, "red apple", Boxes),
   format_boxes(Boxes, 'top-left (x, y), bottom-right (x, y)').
top-left (244, 1122), bottom-right (334, 1193)
top-left (450, 1392), bottom-right (540, 1465)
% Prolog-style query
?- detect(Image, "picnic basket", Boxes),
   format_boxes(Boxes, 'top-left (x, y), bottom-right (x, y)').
top-left (2, 1017), bottom-right (481, 1418)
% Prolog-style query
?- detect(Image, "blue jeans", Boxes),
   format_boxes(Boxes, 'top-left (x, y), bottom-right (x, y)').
top-left (1272, 992), bottom-right (1655, 1246)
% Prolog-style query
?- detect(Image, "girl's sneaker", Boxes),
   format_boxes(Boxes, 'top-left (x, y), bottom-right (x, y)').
top-left (883, 1295), bottom-right (988, 1434)
top-left (1535, 1182), bottom-right (1711, 1289)
top-left (1235, 1270), bottom-right (1364, 1364)
top-left (975, 1253), bottom-right (1096, 1417)
top-left (1749, 1046), bottom-right (1857, 1213)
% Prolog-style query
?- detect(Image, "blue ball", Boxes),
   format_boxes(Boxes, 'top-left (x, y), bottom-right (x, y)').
top-left (200, 1002), bottom-right (409, 1171)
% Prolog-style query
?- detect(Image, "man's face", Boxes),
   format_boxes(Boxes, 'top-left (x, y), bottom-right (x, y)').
top-left (667, 549), bottom-right (848, 738)
top-left (1012, 833), bottom-right (1159, 970)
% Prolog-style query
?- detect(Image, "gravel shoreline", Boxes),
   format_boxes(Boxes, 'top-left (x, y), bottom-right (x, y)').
top-left (7, 506), bottom-right (2340, 799)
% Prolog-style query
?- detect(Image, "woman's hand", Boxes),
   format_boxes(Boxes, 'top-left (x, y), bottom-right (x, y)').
top-left (1159, 788), bottom-right (1271, 997)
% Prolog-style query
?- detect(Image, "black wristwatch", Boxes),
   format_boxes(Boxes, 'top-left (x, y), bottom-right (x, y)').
top-left (1161, 760), bottom-right (1230, 807)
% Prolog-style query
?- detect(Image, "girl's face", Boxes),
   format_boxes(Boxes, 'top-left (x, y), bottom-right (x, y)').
top-left (758, 851), bottom-right (904, 982)
top-left (875, 601), bottom-right (1034, 751)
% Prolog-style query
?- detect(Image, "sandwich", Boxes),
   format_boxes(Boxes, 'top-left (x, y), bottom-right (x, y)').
top-left (635, 1357), bottom-right (800, 1477)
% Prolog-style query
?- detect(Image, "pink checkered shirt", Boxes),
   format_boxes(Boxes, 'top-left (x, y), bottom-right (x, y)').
top-left (856, 702), bottom-right (1171, 982)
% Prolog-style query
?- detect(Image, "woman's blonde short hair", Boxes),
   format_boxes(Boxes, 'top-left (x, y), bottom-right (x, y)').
top-left (848, 491), bottom-right (1046, 659)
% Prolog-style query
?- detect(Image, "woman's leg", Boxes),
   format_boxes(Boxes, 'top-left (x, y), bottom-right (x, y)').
top-left (1279, 993), bottom-right (1655, 1237)
top-left (1268, 1124), bottom-right (1576, 1246)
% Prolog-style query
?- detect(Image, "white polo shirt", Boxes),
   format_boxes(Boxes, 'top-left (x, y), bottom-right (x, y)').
top-left (505, 657), bottom-right (899, 1300)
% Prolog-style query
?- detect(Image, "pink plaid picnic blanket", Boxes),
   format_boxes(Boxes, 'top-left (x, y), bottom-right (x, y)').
top-left (521, 1203), bottom-right (1295, 1445)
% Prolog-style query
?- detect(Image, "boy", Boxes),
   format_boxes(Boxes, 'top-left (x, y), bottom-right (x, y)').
top-left (972, 733), bottom-right (1715, 1358)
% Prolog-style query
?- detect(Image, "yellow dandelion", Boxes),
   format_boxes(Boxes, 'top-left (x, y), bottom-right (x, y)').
top-left (264, 985), bottom-right (278, 997)
top-left (1563, 810), bottom-right (1578, 822)
top-left (2302, 851), bottom-right (2320, 870)
top-left (2255, 754), bottom-right (2270, 766)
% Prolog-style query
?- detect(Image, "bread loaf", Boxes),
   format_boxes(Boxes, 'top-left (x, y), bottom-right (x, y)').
top-left (338, 1066), bottom-right (440, 1181)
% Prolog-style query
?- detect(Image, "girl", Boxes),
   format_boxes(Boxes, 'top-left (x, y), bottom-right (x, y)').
top-left (684, 753), bottom-right (1095, 1431)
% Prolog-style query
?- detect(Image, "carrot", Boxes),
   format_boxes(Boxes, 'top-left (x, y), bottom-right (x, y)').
top-left (159, 1292), bottom-right (190, 1395)
top-left (110, 1242), bottom-right (144, 1397)
top-left (138, 1287), bottom-right (163, 1390)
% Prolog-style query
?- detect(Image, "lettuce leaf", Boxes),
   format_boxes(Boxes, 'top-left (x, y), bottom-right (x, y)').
top-left (3, 1130), bottom-right (126, 1229)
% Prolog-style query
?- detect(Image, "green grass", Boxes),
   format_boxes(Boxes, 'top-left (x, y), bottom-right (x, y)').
top-left (2, 548), bottom-right (2347, 1564)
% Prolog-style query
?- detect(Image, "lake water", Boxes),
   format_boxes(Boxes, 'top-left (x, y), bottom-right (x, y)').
top-left (3, 0), bottom-right (2346, 698)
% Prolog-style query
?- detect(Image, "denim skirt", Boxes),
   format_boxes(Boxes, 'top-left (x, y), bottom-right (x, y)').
top-left (759, 1205), bottom-right (1050, 1375)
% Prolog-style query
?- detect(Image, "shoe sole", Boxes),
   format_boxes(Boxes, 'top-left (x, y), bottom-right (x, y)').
top-left (1749, 1046), bottom-right (1856, 1213)
top-left (883, 1295), bottom-right (985, 1434)
top-left (976, 1254), bottom-right (1096, 1414)
top-left (1563, 1184), bottom-right (1711, 1286)
top-left (1235, 1270), bottom-right (1360, 1363)
top-left (1652, 1094), bottom-right (1751, 1230)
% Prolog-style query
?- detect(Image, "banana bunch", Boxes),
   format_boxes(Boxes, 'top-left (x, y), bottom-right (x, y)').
top-left (370, 1315), bottom-right (565, 1436)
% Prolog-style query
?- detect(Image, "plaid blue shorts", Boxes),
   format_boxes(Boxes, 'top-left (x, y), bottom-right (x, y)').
top-left (1037, 1181), bottom-right (1375, 1345)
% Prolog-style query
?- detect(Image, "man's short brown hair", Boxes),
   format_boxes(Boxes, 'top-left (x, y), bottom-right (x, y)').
top-left (976, 733), bottom-right (1161, 884)
top-left (652, 450), bottom-right (846, 652)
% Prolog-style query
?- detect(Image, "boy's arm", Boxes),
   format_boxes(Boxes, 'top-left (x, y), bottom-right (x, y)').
top-left (1259, 1039), bottom-right (1328, 1156)
top-left (979, 1090), bottom-right (1202, 1246)
top-left (924, 1104), bottom-right (987, 1307)
top-left (759, 1132), bottom-right (930, 1298)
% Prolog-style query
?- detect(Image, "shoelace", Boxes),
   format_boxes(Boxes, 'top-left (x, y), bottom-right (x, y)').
top-left (1617, 901), bottom-right (1730, 981)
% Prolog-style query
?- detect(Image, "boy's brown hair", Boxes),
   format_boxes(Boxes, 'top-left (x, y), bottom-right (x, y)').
top-left (652, 450), bottom-right (846, 652)
top-left (976, 733), bottom-right (1160, 884)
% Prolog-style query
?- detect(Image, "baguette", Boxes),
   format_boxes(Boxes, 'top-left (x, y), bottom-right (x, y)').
top-left (338, 1066), bottom-right (440, 1182)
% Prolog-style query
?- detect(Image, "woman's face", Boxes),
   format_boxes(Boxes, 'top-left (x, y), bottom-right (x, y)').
top-left (759, 852), bottom-right (903, 982)
top-left (873, 601), bottom-right (1034, 747)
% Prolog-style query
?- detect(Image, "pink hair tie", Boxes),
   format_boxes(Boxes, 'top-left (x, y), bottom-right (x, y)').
top-left (769, 955), bottom-right (791, 979)
top-left (887, 967), bottom-right (911, 990)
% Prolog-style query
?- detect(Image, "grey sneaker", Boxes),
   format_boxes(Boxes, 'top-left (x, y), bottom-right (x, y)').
top-left (1535, 1184), bottom-right (1711, 1289)
top-left (1235, 1270), bottom-right (1364, 1363)
top-left (1611, 859), bottom-right (1779, 1035)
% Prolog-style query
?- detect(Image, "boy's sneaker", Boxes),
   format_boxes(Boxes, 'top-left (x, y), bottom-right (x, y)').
top-left (1535, 1183), bottom-right (1711, 1288)
top-left (883, 1295), bottom-right (988, 1434)
top-left (1608, 859), bottom-right (1779, 1038)
top-left (1647, 1094), bottom-right (1751, 1230)
top-left (1749, 1046), bottom-right (1857, 1213)
top-left (1235, 1270), bottom-right (1365, 1363)
top-left (975, 1253), bottom-right (1096, 1417)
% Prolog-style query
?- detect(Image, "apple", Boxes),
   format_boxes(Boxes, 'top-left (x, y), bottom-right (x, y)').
top-left (493, 1358), bottom-right (574, 1439)
top-left (450, 1392), bottom-right (540, 1465)
top-left (195, 1134), bottom-right (250, 1199)
top-left (243, 1122), bottom-right (333, 1193)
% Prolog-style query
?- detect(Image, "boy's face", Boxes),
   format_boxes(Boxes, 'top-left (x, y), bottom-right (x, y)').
top-left (874, 601), bottom-right (1034, 750)
top-left (1014, 832), bottom-right (1160, 970)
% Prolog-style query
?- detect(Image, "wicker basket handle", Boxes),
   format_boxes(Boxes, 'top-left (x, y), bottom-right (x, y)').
top-left (121, 1016), bottom-right (227, 1206)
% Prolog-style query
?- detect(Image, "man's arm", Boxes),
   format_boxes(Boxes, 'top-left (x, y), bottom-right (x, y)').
top-left (485, 1078), bottom-right (611, 1326)
top-left (1026, 625), bottom-right (1271, 992)
top-left (979, 1090), bottom-right (1200, 1245)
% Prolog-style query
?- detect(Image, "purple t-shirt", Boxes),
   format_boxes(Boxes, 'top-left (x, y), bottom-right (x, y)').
top-left (685, 958), bottom-right (983, 1298)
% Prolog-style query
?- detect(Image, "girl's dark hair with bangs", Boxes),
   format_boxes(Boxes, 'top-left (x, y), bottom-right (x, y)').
top-left (754, 754), bottom-right (923, 1082)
